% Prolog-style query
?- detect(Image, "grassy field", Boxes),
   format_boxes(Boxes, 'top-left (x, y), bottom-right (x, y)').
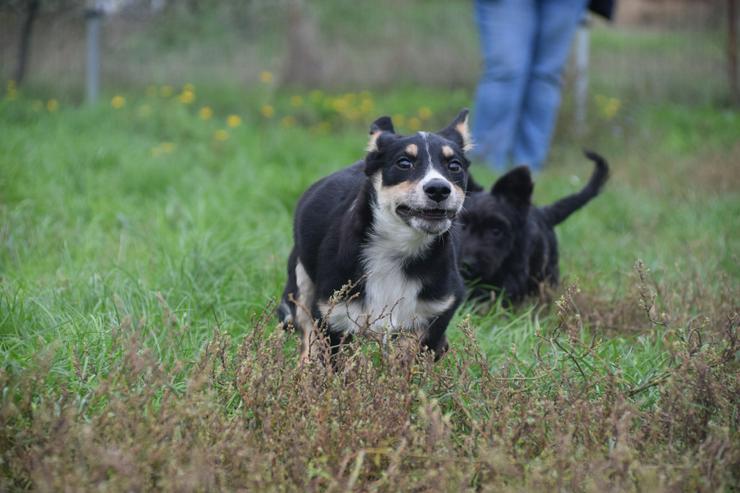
top-left (1, 24), bottom-right (739, 491)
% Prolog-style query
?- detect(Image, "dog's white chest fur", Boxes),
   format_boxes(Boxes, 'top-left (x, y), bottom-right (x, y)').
top-left (319, 202), bottom-right (454, 335)
top-left (360, 234), bottom-right (425, 332)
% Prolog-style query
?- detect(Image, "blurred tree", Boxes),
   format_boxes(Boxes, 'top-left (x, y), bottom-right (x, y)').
top-left (729, 0), bottom-right (738, 105)
top-left (0, 0), bottom-right (84, 86)
top-left (282, 0), bottom-right (323, 86)
top-left (14, 0), bottom-right (40, 85)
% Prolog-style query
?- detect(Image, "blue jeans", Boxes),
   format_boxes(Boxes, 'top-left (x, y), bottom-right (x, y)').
top-left (472, 0), bottom-right (588, 170)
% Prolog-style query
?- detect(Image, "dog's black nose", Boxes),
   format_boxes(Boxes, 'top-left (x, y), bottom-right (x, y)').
top-left (424, 179), bottom-right (451, 203)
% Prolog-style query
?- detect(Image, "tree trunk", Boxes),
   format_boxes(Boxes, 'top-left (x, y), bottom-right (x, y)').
top-left (729, 0), bottom-right (738, 105)
top-left (15, 0), bottom-right (41, 86)
top-left (281, 0), bottom-right (323, 87)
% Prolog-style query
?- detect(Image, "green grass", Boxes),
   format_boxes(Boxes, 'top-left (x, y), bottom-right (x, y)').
top-left (1, 27), bottom-right (739, 490)
top-left (2, 90), bottom-right (730, 368)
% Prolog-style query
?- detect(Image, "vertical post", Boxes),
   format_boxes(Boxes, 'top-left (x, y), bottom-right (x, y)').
top-left (85, 7), bottom-right (103, 104)
top-left (729, 0), bottom-right (738, 106)
top-left (574, 15), bottom-right (590, 136)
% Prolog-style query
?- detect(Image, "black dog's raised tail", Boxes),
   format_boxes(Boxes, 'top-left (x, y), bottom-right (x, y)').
top-left (541, 150), bottom-right (609, 227)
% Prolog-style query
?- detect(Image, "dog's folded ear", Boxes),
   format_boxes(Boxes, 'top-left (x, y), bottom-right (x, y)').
top-left (366, 116), bottom-right (396, 152)
top-left (438, 108), bottom-right (473, 153)
top-left (491, 166), bottom-right (534, 208)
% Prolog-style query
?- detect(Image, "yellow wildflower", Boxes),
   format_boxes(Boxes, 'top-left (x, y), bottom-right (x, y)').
top-left (407, 116), bottom-right (422, 131)
top-left (418, 106), bottom-right (432, 120)
top-left (151, 142), bottom-right (175, 157)
top-left (199, 106), bottom-right (213, 120)
top-left (290, 95), bottom-right (304, 107)
top-left (213, 129), bottom-right (229, 142)
top-left (260, 104), bottom-right (274, 118)
top-left (160, 85), bottom-right (173, 97)
top-left (311, 121), bottom-right (331, 134)
top-left (330, 97), bottom-right (348, 113)
top-left (178, 89), bottom-right (195, 104)
top-left (111, 95), bottom-right (125, 109)
top-left (595, 94), bottom-right (621, 120)
top-left (6, 80), bottom-right (17, 101)
top-left (344, 109), bottom-right (361, 122)
top-left (259, 71), bottom-right (274, 84)
top-left (359, 98), bottom-right (373, 113)
top-left (281, 115), bottom-right (297, 128)
top-left (226, 114), bottom-right (242, 127)
top-left (47, 99), bottom-right (59, 112)
top-left (392, 114), bottom-right (406, 127)
top-left (183, 83), bottom-right (195, 92)
top-left (604, 97), bottom-right (621, 120)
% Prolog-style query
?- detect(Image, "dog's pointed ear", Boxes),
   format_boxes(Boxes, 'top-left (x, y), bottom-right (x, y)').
top-left (491, 166), bottom-right (533, 207)
top-left (371, 116), bottom-right (394, 134)
top-left (438, 108), bottom-right (473, 152)
top-left (366, 116), bottom-right (395, 152)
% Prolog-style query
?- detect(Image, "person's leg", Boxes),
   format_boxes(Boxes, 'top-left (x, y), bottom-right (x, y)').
top-left (512, 0), bottom-right (588, 170)
top-left (471, 0), bottom-right (536, 170)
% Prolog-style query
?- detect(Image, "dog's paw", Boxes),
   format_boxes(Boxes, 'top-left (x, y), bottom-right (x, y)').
top-left (434, 338), bottom-right (450, 361)
top-left (421, 335), bottom-right (449, 361)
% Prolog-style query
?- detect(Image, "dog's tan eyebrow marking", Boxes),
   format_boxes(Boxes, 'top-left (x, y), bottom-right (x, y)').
top-left (442, 145), bottom-right (454, 158)
top-left (405, 143), bottom-right (418, 157)
top-left (366, 130), bottom-right (382, 152)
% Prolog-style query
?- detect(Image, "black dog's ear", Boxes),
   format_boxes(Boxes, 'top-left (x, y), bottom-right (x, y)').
top-left (437, 108), bottom-right (473, 152)
top-left (366, 116), bottom-right (395, 152)
top-left (491, 166), bottom-right (533, 208)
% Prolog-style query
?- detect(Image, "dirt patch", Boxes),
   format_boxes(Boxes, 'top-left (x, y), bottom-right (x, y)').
top-left (616, 0), bottom-right (718, 28)
top-left (687, 143), bottom-right (740, 194)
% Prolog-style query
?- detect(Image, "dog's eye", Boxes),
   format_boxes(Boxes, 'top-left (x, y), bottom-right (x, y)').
top-left (448, 160), bottom-right (463, 173)
top-left (395, 157), bottom-right (413, 170)
top-left (491, 227), bottom-right (502, 238)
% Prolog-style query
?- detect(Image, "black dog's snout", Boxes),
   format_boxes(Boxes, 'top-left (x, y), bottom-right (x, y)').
top-left (424, 179), bottom-right (451, 203)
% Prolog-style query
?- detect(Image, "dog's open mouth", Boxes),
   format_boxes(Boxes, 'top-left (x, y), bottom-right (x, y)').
top-left (396, 205), bottom-right (456, 221)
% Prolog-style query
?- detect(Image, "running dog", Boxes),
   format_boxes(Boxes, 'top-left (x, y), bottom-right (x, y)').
top-left (279, 110), bottom-right (473, 361)
top-left (459, 150), bottom-right (609, 303)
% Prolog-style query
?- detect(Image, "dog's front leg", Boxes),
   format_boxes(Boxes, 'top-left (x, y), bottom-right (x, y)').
top-left (420, 303), bottom-right (458, 361)
top-left (501, 275), bottom-right (529, 304)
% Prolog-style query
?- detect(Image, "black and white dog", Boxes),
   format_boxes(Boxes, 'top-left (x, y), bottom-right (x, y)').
top-left (459, 150), bottom-right (609, 303)
top-left (279, 110), bottom-right (473, 361)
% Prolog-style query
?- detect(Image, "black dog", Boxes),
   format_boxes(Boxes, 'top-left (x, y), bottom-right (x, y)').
top-left (279, 110), bottom-right (473, 361)
top-left (459, 150), bottom-right (609, 303)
